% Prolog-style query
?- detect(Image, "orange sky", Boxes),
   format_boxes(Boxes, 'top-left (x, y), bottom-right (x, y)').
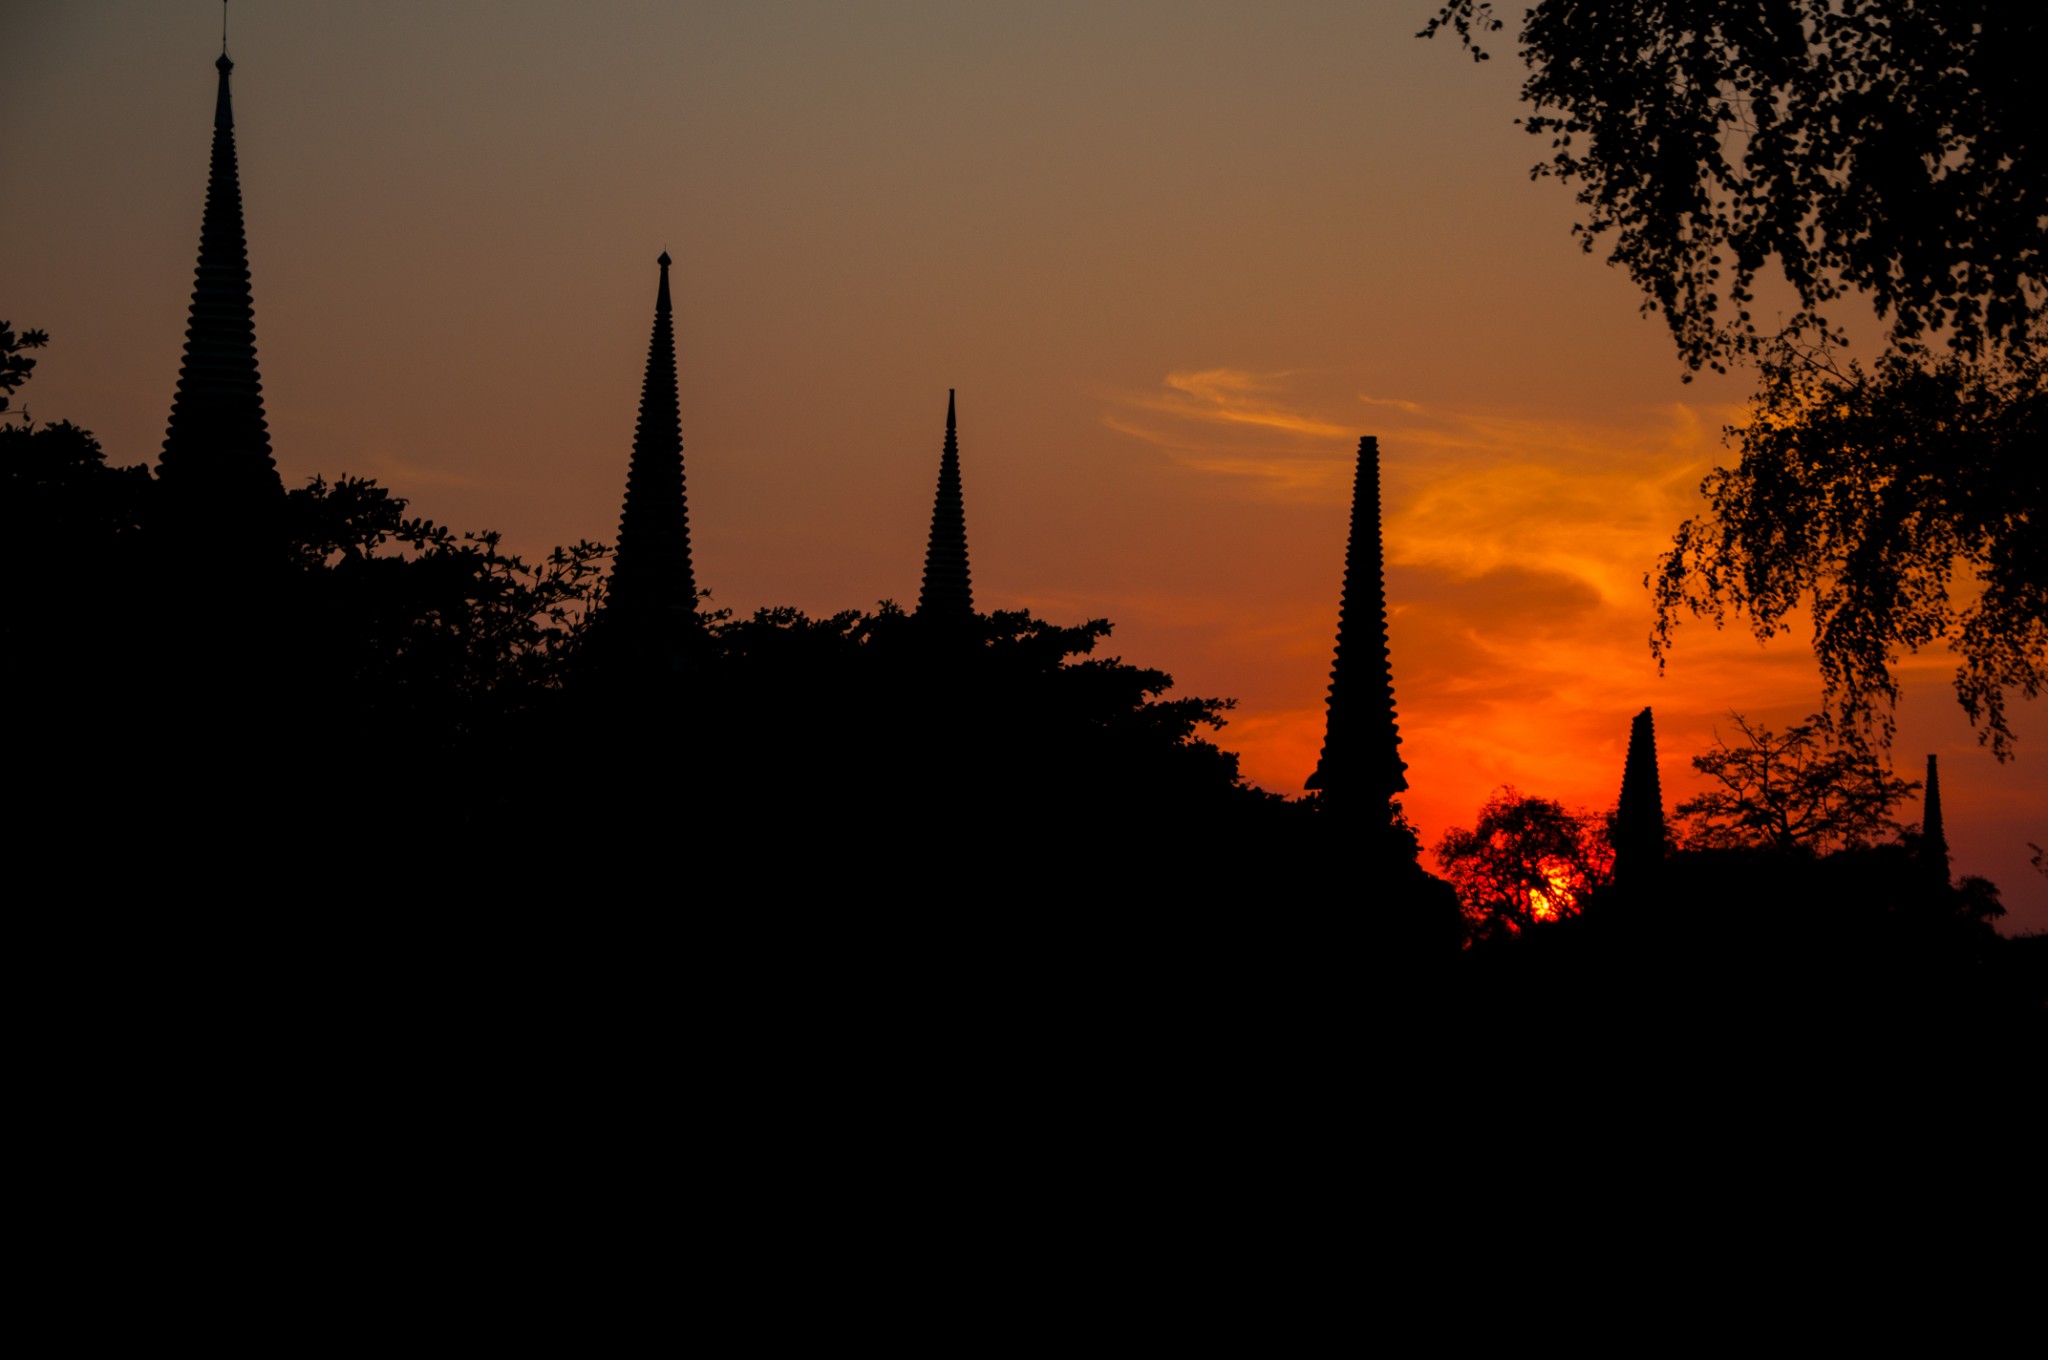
top-left (10, 2), bottom-right (2043, 929)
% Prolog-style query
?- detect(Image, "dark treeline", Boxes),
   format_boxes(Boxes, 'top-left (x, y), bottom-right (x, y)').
top-left (6, 384), bottom-right (2042, 1076)
top-left (2, 391), bottom-right (1437, 911)
top-left (14, 35), bottom-right (2037, 1120)
top-left (16, 24), bottom-right (2048, 1236)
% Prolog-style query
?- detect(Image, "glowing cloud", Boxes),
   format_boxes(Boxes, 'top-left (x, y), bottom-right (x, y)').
top-left (1113, 376), bottom-right (1875, 890)
top-left (1102, 370), bottom-right (1365, 497)
top-left (1151, 369), bottom-right (1354, 438)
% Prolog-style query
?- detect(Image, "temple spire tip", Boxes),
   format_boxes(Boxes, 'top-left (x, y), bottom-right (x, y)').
top-left (213, 49), bottom-right (235, 130)
top-left (917, 389), bottom-right (973, 621)
top-left (161, 15), bottom-right (279, 504)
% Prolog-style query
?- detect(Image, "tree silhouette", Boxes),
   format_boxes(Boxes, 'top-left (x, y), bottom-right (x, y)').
top-left (1, 320), bottom-right (49, 418)
top-left (1434, 787), bottom-right (1613, 940)
top-left (1424, 3), bottom-right (2048, 754)
top-left (1421, 2), bottom-right (2042, 373)
top-left (1673, 713), bottom-right (1918, 854)
top-left (2, 335), bottom-right (155, 715)
top-left (1652, 345), bottom-right (2046, 756)
top-left (1, 325), bottom-right (611, 873)
top-left (680, 603), bottom-right (1252, 832)
top-left (284, 474), bottom-right (610, 730)
top-left (2, 417), bottom-right (152, 550)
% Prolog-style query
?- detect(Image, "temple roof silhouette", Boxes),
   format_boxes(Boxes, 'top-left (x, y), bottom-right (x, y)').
top-left (1613, 706), bottom-right (1669, 884)
top-left (1307, 435), bottom-right (1408, 812)
top-left (1922, 753), bottom-right (1950, 886)
top-left (608, 251), bottom-right (698, 661)
top-left (157, 52), bottom-right (282, 504)
top-left (916, 389), bottom-right (973, 621)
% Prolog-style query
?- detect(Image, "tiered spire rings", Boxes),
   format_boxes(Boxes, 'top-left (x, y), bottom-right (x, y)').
top-left (608, 251), bottom-right (699, 662)
top-left (158, 52), bottom-right (281, 505)
top-left (1307, 436), bottom-right (1408, 814)
top-left (917, 389), bottom-right (974, 622)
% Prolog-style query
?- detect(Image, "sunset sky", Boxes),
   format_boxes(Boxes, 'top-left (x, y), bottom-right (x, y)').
top-left (11, 1), bottom-right (2043, 929)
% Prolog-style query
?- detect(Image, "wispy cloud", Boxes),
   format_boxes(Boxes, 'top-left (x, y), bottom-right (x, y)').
top-left (1138, 368), bottom-right (1355, 439)
top-left (1102, 369), bottom-right (1364, 497)
top-left (1096, 371), bottom-right (2040, 929)
top-left (1386, 403), bottom-right (1735, 608)
top-left (1102, 412), bottom-right (1350, 497)
top-left (1104, 376), bottom-right (1800, 826)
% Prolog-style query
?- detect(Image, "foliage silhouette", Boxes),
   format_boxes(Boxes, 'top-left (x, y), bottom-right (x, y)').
top-left (2, 342), bottom-right (157, 725)
top-left (1954, 874), bottom-right (2006, 927)
top-left (1673, 712), bottom-right (1918, 854)
top-left (1434, 787), bottom-right (1614, 940)
top-left (284, 473), bottom-right (610, 723)
top-left (664, 602), bottom-right (1258, 848)
top-left (1, 320), bottom-right (50, 417)
top-left (6, 354), bottom-right (1437, 922)
top-left (2, 417), bottom-right (153, 552)
top-left (2, 351), bottom-right (609, 867)
top-left (1653, 347), bottom-right (2047, 756)
top-left (1424, 3), bottom-right (2048, 754)
top-left (1421, 2), bottom-right (2043, 373)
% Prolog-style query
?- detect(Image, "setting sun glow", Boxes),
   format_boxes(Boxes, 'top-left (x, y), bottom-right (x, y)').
top-left (1527, 859), bottom-right (1583, 923)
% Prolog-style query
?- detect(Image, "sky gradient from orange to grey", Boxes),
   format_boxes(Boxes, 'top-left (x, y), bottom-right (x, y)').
top-left (9, 1), bottom-right (2043, 929)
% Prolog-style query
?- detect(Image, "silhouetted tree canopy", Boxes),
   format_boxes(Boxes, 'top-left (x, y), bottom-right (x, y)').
top-left (1, 320), bottom-right (49, 417)
top-left (1434, 787), bottom-right (1613, 940)
top-left (2, 337), bottom-right (611, 861)
top-left (659, 602), bottom-right (1263, 849)
top-left (284, 473), bottom-right (610, 727)
top-left (1, 359), bottom-right (1295, 893)
top-left (1653, 349), bottom-right (2047, 755)
top-left (3, 400), bottom-right (156, 676)
top-left (2, 417), bottom-right (151, 550)
top-left (1674, 712), bottom-right (1918, 854)
top-left (1421, 2), bottom-right (2043, 373)
top-left (1424, 3), bottom-right (2047, 755)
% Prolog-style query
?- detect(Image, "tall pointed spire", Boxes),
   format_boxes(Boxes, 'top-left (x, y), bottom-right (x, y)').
top-left (1307, 436), bottom-right (1407, 813)
top-left (609, 252), bottom-right (698, 665)
top-left (157, 49), bottom-right (282, 505)
top-left (1613, 706), bottom-right (1669, 887)
top-left (1921, 753), bottom-right (1950, 887)
top-left (916, 389), bottom-right (973, 622)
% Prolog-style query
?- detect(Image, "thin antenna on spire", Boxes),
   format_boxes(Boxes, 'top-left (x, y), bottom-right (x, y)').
top-left (223, 1), bottom-right (229, 56)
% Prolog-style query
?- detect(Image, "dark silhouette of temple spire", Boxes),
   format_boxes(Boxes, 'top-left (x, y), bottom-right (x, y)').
top-left (1307, 436), bottom-right (1407, 814)
top-left (917, 389), bottom-right (974, 622)
top-left (157, 50), bottom-right (282, 507)
top-left (607, 251), bottom-right (698, 669)
top-left (1612, 706), bottom-right (1670, 888)
top-left (1921, 753), bottom-right (1950, 887)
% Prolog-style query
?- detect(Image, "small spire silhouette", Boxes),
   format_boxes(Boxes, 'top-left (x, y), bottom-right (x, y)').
top-left (1922, 753), bottom-right (1950, 887)
top-left (1613, 706), bottom-right (1669, 886)
top-left (609, 251), bottom-right (698, 663)
top-left (157, 46), bottom-right (282, 504)
top-left (1307, 436), bottom-right (1407, 813)
top-left (916, 388), bottom-right (974, 621)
